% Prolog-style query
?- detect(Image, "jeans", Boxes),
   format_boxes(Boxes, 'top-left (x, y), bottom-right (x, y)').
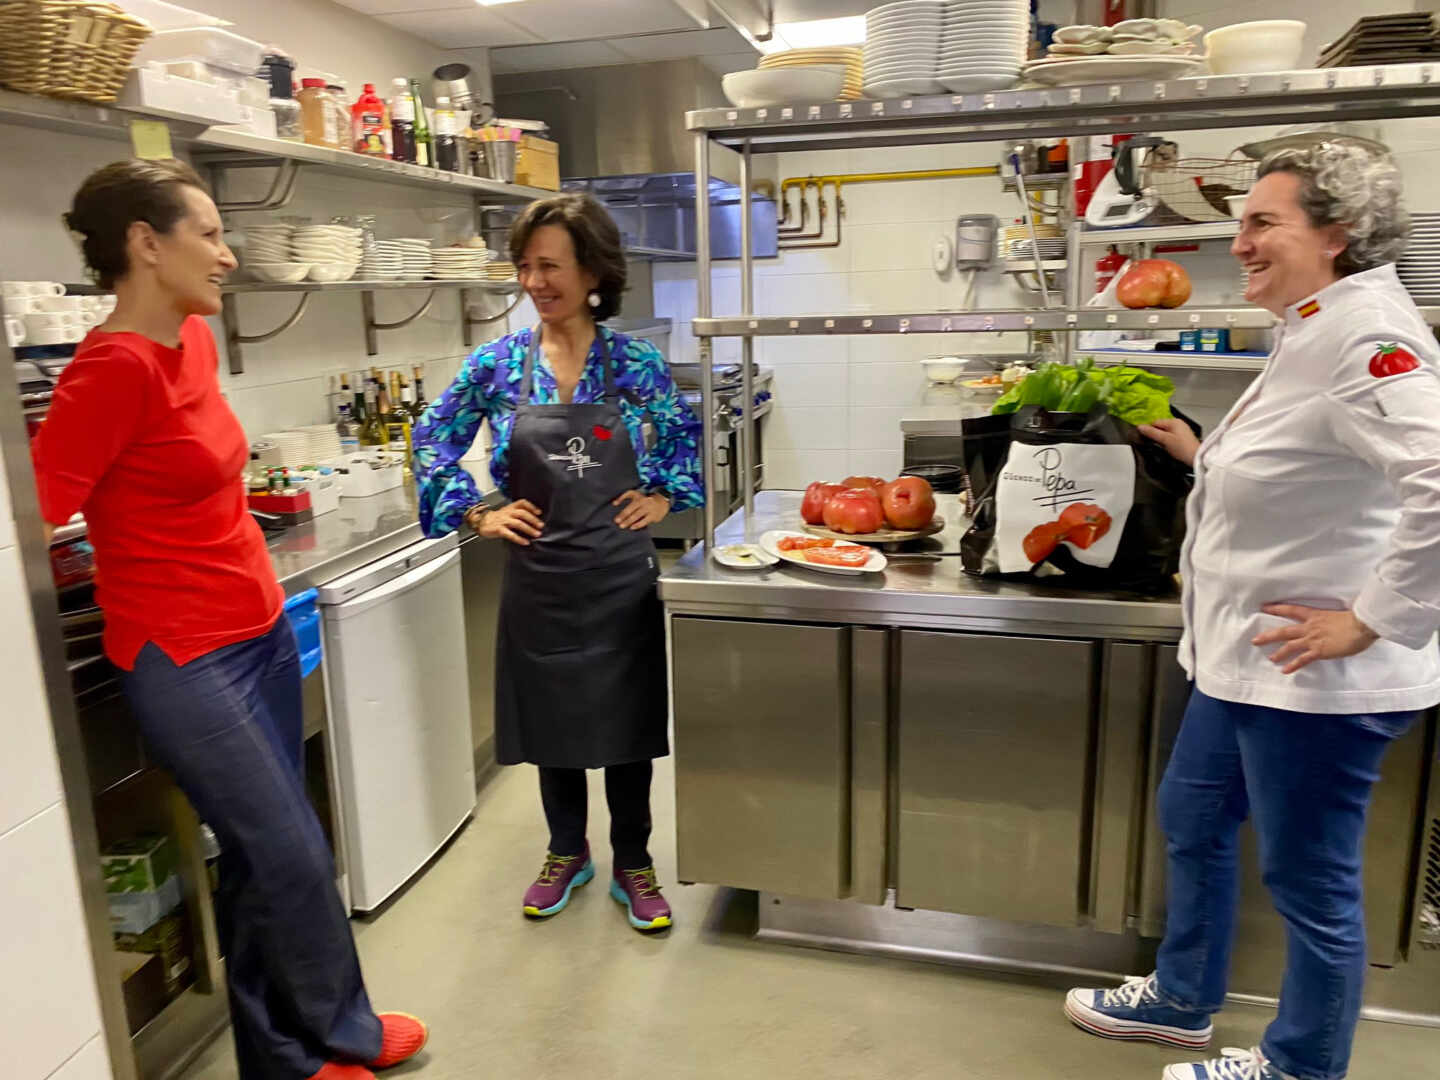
top-left (1154, 689), bottom-right (1416, 1080)
top-left (123, 620), bottom-right (381, 1080)
top-left (538, 761), bottom-right (654, 870)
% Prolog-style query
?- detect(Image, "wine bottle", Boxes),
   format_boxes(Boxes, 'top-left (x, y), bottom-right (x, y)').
top-left (360, 376), bottom-right (388, 453)
top-left (409, 79), bottom-right (433, 169)
top-left (381, 372), bottom-right (412, 467)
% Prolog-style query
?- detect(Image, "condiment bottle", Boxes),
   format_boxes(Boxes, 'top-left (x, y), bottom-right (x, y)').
top-left (298, 78), bottom-right (342, 150)
top-left (409, 78), bottom-right (433, 168)
top-left (433, 95), bottom-right (460, 173)
top-left (351, 83), bottom-right (391, 158)
top-left (389, 77), bottom-right (417, 165)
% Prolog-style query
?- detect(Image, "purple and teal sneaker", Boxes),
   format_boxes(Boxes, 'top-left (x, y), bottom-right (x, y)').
top-left (609, 866), bottom-right (673, 932)
top-left (1064, 973), bottom-right (1212, 1049)
top-left (1164, 1047), bottom-right (1293, 1080)
top-left (522, 846), bottom-right (594, 918)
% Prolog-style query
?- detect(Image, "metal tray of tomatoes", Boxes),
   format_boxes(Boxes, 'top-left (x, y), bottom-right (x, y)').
top-left (799, 516), bottom-right (945, 546)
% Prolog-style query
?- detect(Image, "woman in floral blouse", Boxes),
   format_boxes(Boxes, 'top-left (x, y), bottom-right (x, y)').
top-left (413, 193), bottom-right (702, 932)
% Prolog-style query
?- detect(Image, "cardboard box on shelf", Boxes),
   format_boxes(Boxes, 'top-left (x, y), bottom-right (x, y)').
top-left (115, 912), bottom-right (192, 996)
top-left (515, 136), bottom-right (560, 191)
top-left (116, 950), bottom-right (168, 1034)
top-left (102, 834), bottom-right (177, 894)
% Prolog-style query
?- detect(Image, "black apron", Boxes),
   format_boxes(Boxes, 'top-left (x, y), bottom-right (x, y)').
top-left (494, 328), bottom-right (669, 769)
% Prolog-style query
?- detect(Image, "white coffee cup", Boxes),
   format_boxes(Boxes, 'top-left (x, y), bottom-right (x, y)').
top-left (2, 281), bottom-right (65, 298)
top-left (26, 312), bottom-right (78, 330)
top-left (4, 315), bottom-right (24, 348)
top-left (28, 328), bottom-right (70, 345)
top-left (31, 296), bottom-right (82, 313)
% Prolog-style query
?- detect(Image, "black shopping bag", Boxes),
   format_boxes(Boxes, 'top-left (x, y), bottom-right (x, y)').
top-left (960, 404), bottom-right (1196, 592)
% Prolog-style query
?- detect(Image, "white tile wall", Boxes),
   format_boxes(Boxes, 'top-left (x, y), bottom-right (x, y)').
top-left (0, 545), bottom-right (64, 839)
top-left (47, 1038), bottom-right (111, 1080)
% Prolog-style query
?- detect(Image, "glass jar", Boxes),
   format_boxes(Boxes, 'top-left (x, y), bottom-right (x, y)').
top-left (270, 95), bottom-right (301, 142)
top-left (298, 78), bottom-right (342, 150)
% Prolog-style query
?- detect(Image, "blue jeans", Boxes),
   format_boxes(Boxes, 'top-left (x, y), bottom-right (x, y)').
top-left (123, 619), bottom-right (381, 1080)
top-left (1154, 689), bottom-right (1415, 1080)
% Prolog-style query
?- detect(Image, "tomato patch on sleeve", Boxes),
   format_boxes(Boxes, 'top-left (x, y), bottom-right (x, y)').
top-left (1368, 342), bottom-right (1421, 379)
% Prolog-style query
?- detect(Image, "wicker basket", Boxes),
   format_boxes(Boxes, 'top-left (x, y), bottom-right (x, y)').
top-left (0, 0), bottom-right (152, 104)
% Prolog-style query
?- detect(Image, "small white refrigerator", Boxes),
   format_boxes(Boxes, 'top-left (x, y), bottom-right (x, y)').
top-left (319, 532), bottom-right (475, 912)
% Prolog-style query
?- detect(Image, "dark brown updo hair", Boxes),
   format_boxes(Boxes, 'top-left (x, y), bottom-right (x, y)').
top-left (508, 192), bottom-right (627, 321)
top-left (65, 159), bottom-right (210, 289)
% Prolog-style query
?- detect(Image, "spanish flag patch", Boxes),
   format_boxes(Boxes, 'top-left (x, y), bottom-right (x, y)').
top-left (1297, 299), bottom-right (1321, 319)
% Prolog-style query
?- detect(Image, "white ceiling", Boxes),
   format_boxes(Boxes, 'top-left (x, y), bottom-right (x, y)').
top-left (330, 0), bottom-right (879, 74)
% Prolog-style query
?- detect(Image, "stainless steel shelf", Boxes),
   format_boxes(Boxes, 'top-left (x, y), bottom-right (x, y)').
top-left (1002, 173), bottom-right (1069, 192)
top-left (223, 278), bottom-right (519, 294)
top-left (694, 307), bottom-right (1279, 337)
top-left (687, 64), bottom-right (1440, 152)
top-left (626, 245), bottom-right (695, 262)
top-left (0, 89), bottom-right (551, 205)
top-left (1083, 349), bottom-right (1267, 372)
top-left (1078, 221), bottom-right (1239, 245)
top-left (191, 130), bottom-right (552, 203)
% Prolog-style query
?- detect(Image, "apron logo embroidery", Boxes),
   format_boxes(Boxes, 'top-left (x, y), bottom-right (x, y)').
top-left (548, 436), bottom-right (604, 475)
top-left (592, 425), bottom-right (613, 441)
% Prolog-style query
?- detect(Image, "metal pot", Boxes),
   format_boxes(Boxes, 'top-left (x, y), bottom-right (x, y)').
top-left (432, 63), bottom-right (494, 124)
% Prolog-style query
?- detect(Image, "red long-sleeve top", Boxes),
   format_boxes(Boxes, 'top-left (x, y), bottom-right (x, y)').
top-left (32, 317), bottom-right (282, 669)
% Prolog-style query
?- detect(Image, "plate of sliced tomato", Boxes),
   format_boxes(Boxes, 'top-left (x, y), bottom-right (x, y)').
top-left (759, 530), bottom-right (889, 576)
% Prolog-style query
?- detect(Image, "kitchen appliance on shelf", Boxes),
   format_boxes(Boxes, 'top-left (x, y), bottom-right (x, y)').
top-left (318, 533), bottom-right (474, 912)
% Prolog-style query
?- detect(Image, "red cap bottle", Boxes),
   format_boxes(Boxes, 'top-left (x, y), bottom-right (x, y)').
top-left (351, 83), bottom-right (391, 158)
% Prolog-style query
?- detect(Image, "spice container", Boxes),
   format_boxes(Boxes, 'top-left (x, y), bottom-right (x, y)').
top-left (298, 78), bottom-right (342, 149)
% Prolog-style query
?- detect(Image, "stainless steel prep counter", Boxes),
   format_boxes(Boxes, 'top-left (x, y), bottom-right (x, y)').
top-left (268, 483), bottom-right (425, 594)
top-left (660, 492), bottom-right (1440, 1025)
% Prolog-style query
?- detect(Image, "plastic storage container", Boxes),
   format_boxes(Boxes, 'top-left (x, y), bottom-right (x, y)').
top-left (137, 26), bottom-right (265, 74)
top-left (298, 78), bottom-right (343, 150)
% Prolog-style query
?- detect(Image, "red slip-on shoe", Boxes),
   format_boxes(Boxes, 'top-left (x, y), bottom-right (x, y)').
top-left (306, 1065), bottom-right (374, 1080)
top-left (369, 1012), bottom-right (429, 1069)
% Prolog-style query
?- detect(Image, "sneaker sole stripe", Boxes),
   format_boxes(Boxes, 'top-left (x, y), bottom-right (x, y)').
top-left (1064, 998), bottom-right (1212, 1049)
top-left (609, 879), bottom-right (673, 931)
top-left (522, 862), bottom-right (595, 918)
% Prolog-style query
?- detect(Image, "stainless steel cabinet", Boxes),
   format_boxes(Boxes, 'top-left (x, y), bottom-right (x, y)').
top-left (671, 617), bottom-right (850, 899)
top-left (1138, 647), bottom-right (1433, 983)
top-left (895, 630), bottom-right (1098, 927)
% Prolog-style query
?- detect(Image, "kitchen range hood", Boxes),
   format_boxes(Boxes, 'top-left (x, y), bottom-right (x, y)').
top-left (494, 59), bottom-right (777, 259)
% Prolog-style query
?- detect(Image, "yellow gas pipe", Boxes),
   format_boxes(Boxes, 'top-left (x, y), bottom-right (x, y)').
top-left (776, 166), bottom-right (1006, 245)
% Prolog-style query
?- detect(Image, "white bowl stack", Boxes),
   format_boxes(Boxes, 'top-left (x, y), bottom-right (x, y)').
top-left (1399, 212), bottom-right (1440, 304)
top-left (432, 246), bottom-right (492, 280)
top-left (255, 431), bottom-right (312, 468)
top-left (293, 424), bottom-right (344, 463)
top-left (863, 1), bottom-right (946, 99)
top-left (362, 240), bottom-right (405, 281)
top-left (244, 225), bottom-right (305, 282)
top-left (939, 0), bottom-right (1029, 93)
top-left (292, 225), bottom-right (362, 283)
top-left (394, 238), bottom-right (435, 280)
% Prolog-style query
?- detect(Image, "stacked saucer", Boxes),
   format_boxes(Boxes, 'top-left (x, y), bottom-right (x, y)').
top-left (393, 238), bottom-right (435, 280)
top-left (361, 241), bottom-right (404, 280)
top-left (483, 260), bottom-right (518, 283)
top-left (432, 246), bottom-right (492, 280)
top-left (939, 0), bottom-right (1029, 93)
top-left (293, 424), bottom-right (344, 463)
top-left (863, 0), bottom-right (945, 100)
top-left (1398, 212), bottom-right (1440, 304)
top-left (759, 47), bottom-right (864, 101)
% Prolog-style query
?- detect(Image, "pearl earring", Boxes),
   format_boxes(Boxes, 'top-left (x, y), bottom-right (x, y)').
top-left (587, 291), bottom-right (601, 308)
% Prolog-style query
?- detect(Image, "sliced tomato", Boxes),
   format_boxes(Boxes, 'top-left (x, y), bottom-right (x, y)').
top-left (1056, 503), bottom-right (1113, 550)
top-left (805, 545), bottom-right (871, 567)
top-left (779, 536), bottom-right (834, 552)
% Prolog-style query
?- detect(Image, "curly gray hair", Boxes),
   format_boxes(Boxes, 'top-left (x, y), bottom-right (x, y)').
top-left (1256, 140), bottom-right (1409, 275)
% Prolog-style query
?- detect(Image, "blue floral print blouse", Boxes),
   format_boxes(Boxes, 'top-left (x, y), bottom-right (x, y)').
top-left (413, 326), bottom-right (704, 538)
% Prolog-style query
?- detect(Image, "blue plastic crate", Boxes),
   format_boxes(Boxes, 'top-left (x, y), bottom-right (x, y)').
top-left (283, 588), bottom-right (323, 679)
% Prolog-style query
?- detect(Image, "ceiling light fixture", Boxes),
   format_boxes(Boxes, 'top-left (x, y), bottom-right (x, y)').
top-left (754, 16), bottom-right (866, 55)
top-left (475, 0), bottom-right (526, 7)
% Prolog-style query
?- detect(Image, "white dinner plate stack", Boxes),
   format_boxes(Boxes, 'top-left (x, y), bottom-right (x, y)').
top-left (482, 260), bottom-right (518, 283)
top-left (244, 225), bottom-right (296, 264)
top-left (361, 241), bottom-right (404, 281)
top-left (256, 431), bottom-right (311, 468)
top-left (293, 424), bottom-right (344, 463)
top-left (394, 238), bottom-right (435, 280)
top-left (863, 1), bottom-right (945, 99)
top-left (1398, 212), bottom-right (1440, 304)
top-left (432, 246), bottom-right (492, 280)
top-left (293, 225), bottom-right (362, 282)
top-left (939, 0), bottom-right (1029, 93)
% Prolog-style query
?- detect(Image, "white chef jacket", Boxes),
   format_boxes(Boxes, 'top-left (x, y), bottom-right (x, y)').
top-left (1178, 263), bottom-right (1440, 714)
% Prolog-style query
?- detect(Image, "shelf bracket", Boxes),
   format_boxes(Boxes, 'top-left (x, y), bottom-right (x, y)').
top-left (462, 286), bottom-right (526, 336)
top-left (362, 289), bottom-right (438, 356)
top-left (220, 292), bottom-right (313, 374)
top-left (207, 156), bottom-right (303, 214)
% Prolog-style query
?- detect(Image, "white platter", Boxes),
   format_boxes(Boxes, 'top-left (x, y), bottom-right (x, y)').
top-left (939, 74), bottom-right (1021, 91)
top-left (759, 530), bottom-right (888, 576)
top-left (863, 77), bottom-right (948, 97)
top-left (1021, 55), bottom-right (1204, 86)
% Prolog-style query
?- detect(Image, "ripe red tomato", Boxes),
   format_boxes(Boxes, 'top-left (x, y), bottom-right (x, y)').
top-left (1022, 521), bottom-right (1070, 565)
top-left (801, 481), bottom-right (845, 525)
top-left (841, 475), bottom-right (887, 492)
top-left (805, 545), bottom-right (871, 567)
top-left (1368, 342), bottom-right (1421, 378)
top-left (880, 476), bottom-right (936, 530)
top-left (1117, 259), bottom-right (1192, 309)
top-left (823, 488), bottom-right (885, 534)
top-left (1056, 503), bottom-right (1113, 549)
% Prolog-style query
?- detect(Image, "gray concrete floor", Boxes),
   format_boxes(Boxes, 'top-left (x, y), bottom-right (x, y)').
top-left (179, 756), bottom-right (1440, 1080)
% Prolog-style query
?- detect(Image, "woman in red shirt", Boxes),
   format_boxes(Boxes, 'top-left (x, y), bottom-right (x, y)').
top-left (33, 160), bottom-right (426, 1080)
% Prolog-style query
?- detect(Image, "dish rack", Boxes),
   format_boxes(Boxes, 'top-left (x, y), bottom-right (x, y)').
top-left (0, 0), bottom-right (153, 104)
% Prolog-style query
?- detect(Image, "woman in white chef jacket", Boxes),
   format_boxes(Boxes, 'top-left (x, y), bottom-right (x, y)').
top-left (1062, 142), bottom-right (1440, 1080)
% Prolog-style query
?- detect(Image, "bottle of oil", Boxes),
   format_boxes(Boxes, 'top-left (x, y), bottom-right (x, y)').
top-left (381, 372), bottom-right (412, 468)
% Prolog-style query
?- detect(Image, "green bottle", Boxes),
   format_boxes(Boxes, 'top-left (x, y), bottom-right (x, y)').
top-left (409, 79), bottom-right (434, 169)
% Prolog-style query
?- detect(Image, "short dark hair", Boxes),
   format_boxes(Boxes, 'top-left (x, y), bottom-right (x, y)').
top-left (508, 192), bottom-right (627, 321)
top-left (64, 159), bottom-right (210, 289)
